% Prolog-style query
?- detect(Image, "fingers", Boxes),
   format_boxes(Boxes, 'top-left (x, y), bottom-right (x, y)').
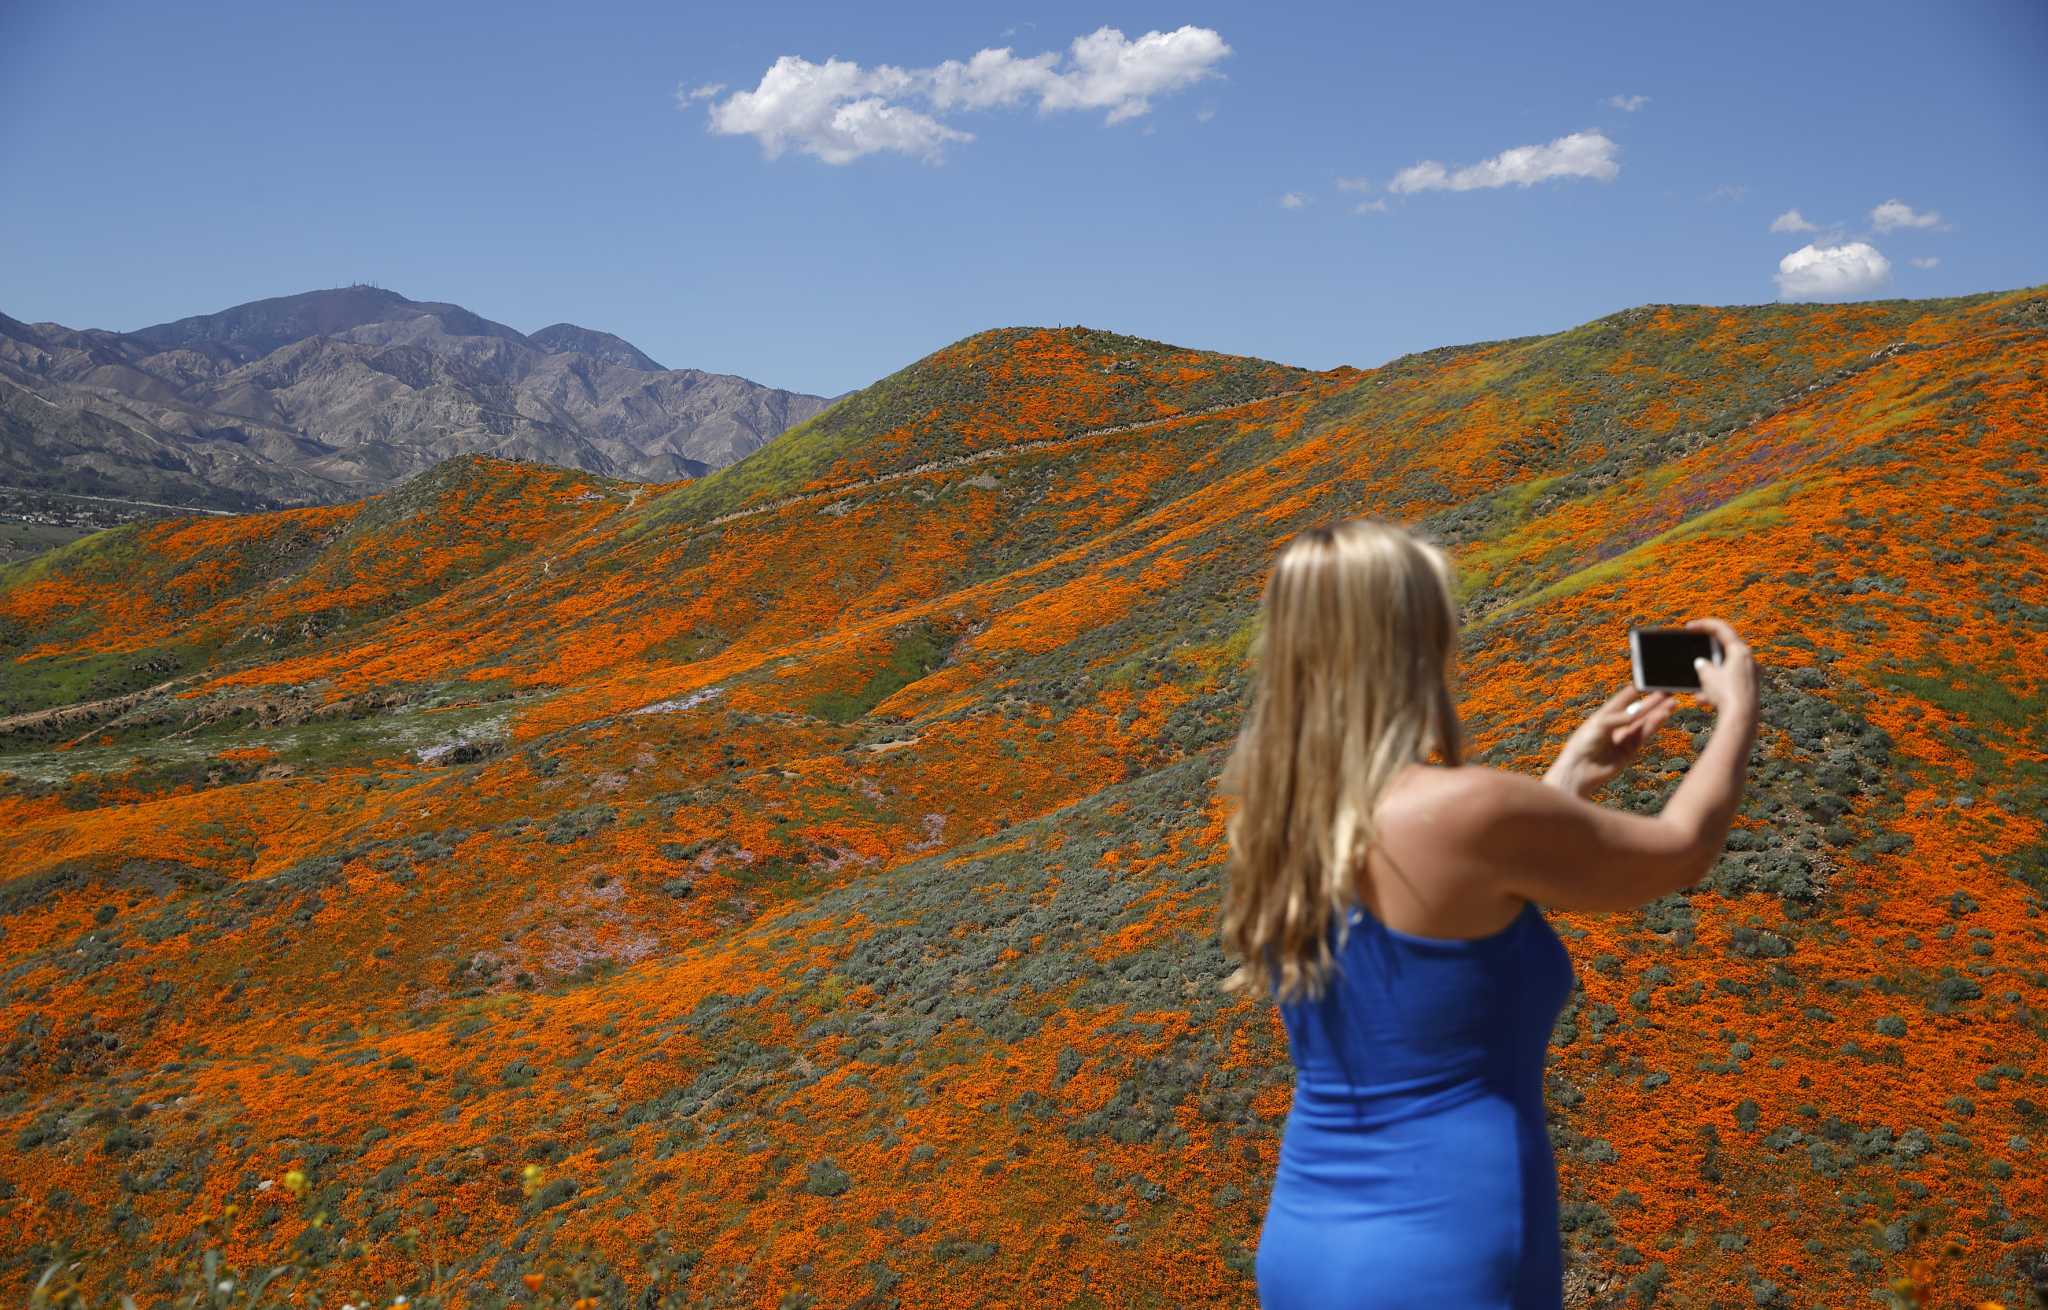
top-left (1632, 691), bottom-right (1671, 720)
top-left (1587, 686), bottom-right (1649, 737)
top-left (1608, 693), bottom-right (1674, 748)
top-left (1641, 697), bottom-right (1677, 736)
top-left (1603, 684), bottom-right (1665, 716)
top-left (1692, 655), bottom-right (1719, 694)
top-left (1622, 690), bottom-right (1672, 720)
top-left (1683, 616), bottom-right (1747, 656)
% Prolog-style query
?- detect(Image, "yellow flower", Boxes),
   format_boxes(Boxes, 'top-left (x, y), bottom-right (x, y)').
top-left (522, 1163), bottom-right (545, 1196)
top-left (282, 1169), bottom-right (309, 1198)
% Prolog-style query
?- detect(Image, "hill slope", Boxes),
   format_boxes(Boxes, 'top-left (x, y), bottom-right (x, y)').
top-left (1, 296), bottom-right (2045, 1308)
top-left (0, 288), bottom-right (835, 514)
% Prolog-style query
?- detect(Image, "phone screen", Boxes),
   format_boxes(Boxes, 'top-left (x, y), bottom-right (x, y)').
top-left (1633, 627), bottom-right (1719, 690)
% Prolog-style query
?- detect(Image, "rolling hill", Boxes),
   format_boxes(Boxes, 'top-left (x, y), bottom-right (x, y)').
top-left (1, 291), bottom-right (2044, 1309)
top-left (0, 286), bottom-right (834, 516)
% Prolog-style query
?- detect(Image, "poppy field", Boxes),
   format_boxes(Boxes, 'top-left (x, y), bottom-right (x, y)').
top-left (2, 291), bottom-right (2045, 1308)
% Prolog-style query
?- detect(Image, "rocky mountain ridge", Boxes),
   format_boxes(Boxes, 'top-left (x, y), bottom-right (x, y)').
top-left (0, 286), bottom-right (835, 514)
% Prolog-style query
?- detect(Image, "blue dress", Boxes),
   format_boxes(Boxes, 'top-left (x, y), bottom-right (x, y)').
top-left (1255, 897), bottom-right (1577, 1309)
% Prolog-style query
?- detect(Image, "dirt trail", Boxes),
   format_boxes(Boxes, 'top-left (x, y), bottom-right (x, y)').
top-left (702, 385), bottom-right (1316, 529)
top-left (0, 675), bottom-right (194, 744)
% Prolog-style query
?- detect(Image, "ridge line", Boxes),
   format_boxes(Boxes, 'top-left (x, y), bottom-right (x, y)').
top-left (701, 384), bottom-right (1319, 529)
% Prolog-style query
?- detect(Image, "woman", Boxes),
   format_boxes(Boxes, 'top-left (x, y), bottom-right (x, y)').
top-left (1217, 518), bottom-right (1758, 1309)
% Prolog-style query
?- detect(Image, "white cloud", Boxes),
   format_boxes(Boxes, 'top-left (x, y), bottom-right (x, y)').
top-left (1388, 130), bottom-right (1619, 194)
top-left (925, 47), bottom-right (1062, 111)
top-left (1354, 198), bottom-right (1389, 215)
top-left (1032, 26), bottom-right (1231, 123)
top-left (1335, 176), bottom-right (1373, 192)
top-left (1706, 183), bottom-right (1746, 203)
top-left (1606, 94), bottom-right (1649, 112)
top-left (1775, 242), bottom-right (1893, 301)
top-left (1280, 192), bottom-right (1309, 209)
top-left (1909, 256), bottom-right (1941, 269)
top-left (700, 26), bottom-right (1229, 164)
top-left (1769, 208), bottom-right (1818, 234)
top-left (1195, 106), bottom-right (1216, 123)
top-left (679, 82), bottom-right (725, 103)
top-left (1871, 198), bottom-right (1945, 232)
top-left (705, 57), bottom-right (968, 164)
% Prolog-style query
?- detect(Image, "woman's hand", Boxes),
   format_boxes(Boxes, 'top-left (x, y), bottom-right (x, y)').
top-left (1543, 683), bottom-right (1676, 800)
top-left (1683, 616), bottom-right (1759, 729)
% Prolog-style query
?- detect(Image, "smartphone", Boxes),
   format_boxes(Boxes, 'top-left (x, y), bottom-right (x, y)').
top-left (1630, 627), bottom-right (1723, 692)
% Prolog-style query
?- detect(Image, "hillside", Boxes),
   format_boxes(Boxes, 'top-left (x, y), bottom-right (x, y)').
top-left (0, 287), bottom-right (834, 517)
top-left (1, 293), bottom-right (2045, 1309)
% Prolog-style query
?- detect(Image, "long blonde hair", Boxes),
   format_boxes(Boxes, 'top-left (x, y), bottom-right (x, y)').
top-left (1215, 518), bottom-right (1464, 1006)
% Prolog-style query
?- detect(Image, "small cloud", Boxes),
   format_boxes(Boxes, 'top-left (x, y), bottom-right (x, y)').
top-left (1389, 129), bottom-right (1619, 194)
top-left (1195, 106), bottom-right (1216, 123)
top-left (1769, 208), bottom-right (1818, 234)
top-left (1335, 176), bottom-right (1374, 192)
top-left (1871, 198), bottom-right (1946, 232)
top-left (1776, 242), bottom-right (1892, 301)
top-left (1280, 192), bottom-right (1309, 209)
top-left (1909, 256), bottom-right (1941, 269)
top-left (1706, 183), bottom-right (1747, 203)
top-left (1606, 94), bottom-right (1650, 112)
top-left (685, 82), bottom-right (725, 101)
top-left (1354, 198), bottom-right (1389, 214)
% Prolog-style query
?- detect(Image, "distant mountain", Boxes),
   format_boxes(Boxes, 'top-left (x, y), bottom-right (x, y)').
top-left (0, 287), bottom-right (836, 511)
top-left (528, 322), bottom-right (665, 371)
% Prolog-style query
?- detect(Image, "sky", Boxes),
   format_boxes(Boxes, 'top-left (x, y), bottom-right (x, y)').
top-left (2, 0), bottom-right (2044, 396)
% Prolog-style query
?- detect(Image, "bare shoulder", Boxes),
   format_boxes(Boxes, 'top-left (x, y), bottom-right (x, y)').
top-left (1374, 764), bottom-right (1572, 874)
top-left (1380, 761), bottom-right (1698, 915)
top-left (1367, 764), bottom-right (1535, 934)
top-left (1378, 763), bottom-right (1550, 834)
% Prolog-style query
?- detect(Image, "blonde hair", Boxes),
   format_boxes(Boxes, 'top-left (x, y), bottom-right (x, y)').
top-left (1215, 518), bottom-right (1464, 1006)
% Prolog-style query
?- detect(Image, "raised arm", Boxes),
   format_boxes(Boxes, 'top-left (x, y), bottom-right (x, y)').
top-left (1452, 618), bottom-right (1760, 914)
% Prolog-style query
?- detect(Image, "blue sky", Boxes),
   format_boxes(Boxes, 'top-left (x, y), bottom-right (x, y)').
top-left (3, 0), bottom-right (2043, 395)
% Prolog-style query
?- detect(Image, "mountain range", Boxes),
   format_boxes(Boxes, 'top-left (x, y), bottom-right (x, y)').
top-left (0, 286), bottom-right (834, 513)
top-left (1, 288), bottom-right (2044, 1308)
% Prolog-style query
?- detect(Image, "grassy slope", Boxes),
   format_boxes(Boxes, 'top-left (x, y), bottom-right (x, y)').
top-left (0, 301), bottom-right (2044, 1308)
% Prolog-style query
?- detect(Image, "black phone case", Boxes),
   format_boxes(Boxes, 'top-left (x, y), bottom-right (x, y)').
top-left (1630, 629), bottom-right (1722, 692)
